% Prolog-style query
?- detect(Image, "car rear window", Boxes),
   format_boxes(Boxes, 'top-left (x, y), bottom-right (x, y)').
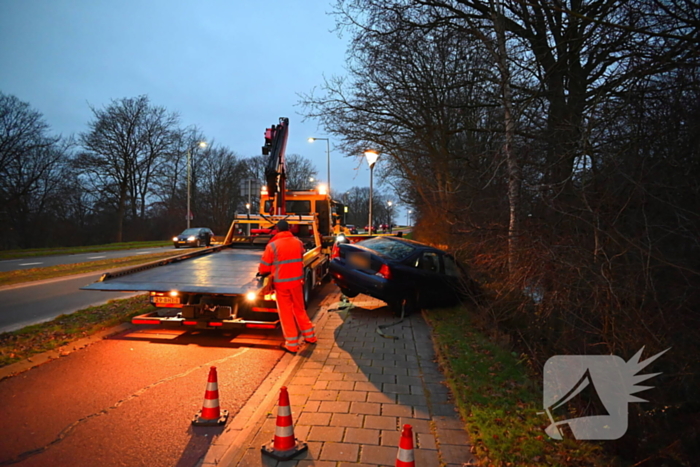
top-left (357, 237), bottom-right (416, 261)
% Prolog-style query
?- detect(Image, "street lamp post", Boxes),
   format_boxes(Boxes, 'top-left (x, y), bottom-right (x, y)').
top-left (387, 200), bottom-right (393, 232)
top-left (308, 137), bottom-right (331, 194)
top-left (187, 141), bottom-right (207, 229)
top-left (407, 209), bottom-right (412, 227)
top-left (364, 150), bottom-right (379, 234)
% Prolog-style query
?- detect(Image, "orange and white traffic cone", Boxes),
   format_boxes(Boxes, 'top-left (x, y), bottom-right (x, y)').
top-left (396, 424), bottom-right (416, 467)
top-left (192, 366), bottom-right (229, 426)
top-left (261, 386), bottom-right (308, 461)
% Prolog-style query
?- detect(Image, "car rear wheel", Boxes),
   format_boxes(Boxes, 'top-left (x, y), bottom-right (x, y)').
top-left (340, 287), bottom-right (359, 298)
top-left (390, 290), bottom-right (419, 317)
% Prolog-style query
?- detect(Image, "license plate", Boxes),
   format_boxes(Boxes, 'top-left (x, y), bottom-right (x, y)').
top-left (349, 253), bottom-right (370, 269)
top-left (153, 296), bottom-right (180, 305)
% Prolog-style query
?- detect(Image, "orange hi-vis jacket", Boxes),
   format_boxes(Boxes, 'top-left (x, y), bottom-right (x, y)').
top-left (258, 231), bottom-right (305, 290)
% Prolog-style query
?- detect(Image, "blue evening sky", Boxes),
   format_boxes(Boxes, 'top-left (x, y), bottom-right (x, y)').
top-left (0, 0), bottom-right (380, 196)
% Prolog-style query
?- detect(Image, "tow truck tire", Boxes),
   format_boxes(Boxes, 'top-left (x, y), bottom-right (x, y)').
top-left (303, 271), bottom-right (313, 306)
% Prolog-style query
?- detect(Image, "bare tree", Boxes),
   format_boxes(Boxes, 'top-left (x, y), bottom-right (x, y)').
top-left (77, 96), bottom-right (180, 242)
top-left (0, 92), bottom-right (69, 248)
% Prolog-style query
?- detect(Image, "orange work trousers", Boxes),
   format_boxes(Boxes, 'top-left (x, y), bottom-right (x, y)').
top-left (275, 285), bottom-right (317, 352)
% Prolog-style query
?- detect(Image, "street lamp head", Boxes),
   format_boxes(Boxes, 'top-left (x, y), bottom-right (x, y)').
top-left (387, 201), bottom-right (393, 206)
top-left (308, 137), bottom-right (315, 143)
top-left (198, 141), bottom-right (207, 148)
top-left (364, 150), bottom-right (379, 168)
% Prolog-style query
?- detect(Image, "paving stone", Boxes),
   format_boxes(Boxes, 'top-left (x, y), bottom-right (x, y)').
top-left (417, 431), bottom-right (437, 450)
top-left (382, 366), bottom-right (409, 376)
top-left (396, 375), bottom-right (423, 386)
top-left (436, 428), bottom-right (471, 445)
top-left (326, 380), bottom-right (355, 391)
top-left (381, 403), bottom-right (413, 417)
top-left (330, 413), bottom-right (364, 428)
top-left (398, 417), bottom-right (432, 434)
top-left (432, 403), bottom-right (459, 416)
top-left (380, 429), bottom-right (401, 447)
top-left (366, 392), bottom-right (397, 404)
top-left (364, 415), bottom-right (398, 430)
top-left (353, 381), bottom-right (381, 392)
top-left (359, 444), bottom-right (397, 465)
top-left (308, 425), bottom-right (345, 442)
top-left (344, 427), bottom-right (380, 445)
top-left (343, 372), bottom-right (370, 382)
top-left (369, 374), bottom-right (396, 384)
top-left (337, 390), bottom-right (368, 402)
top-left (318, 400), bottom-right (351, 413)
top-left (397, 393), bottom-right (428, 406)
top-left (317, 372), bottom-right (344, 381)
top-left (415, 448), bottom-right (441, 466)
top-left (434, 415), bottom-right (466, 430)
top-left (319, 442), bottom-right (360, 462)
top-left (382, 383), bottom-right (411, 394)
top-left (297, 412), bottom-right (332, 426)
top-left (441, 443), bottom-right (476, 465)
top-left (349, 401), bottom-right (381, 415)
top-left (412, 405), bottom-right (431, 420)
top-left (308, 389), bottom-right (339, 401)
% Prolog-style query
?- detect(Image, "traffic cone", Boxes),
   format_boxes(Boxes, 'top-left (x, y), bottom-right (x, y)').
top-left (396, 424), bottom-right (415, 467)
top-left (192, 366), bottom-right (229, 426)
top-left (261, 386), bottom-right (308, 461)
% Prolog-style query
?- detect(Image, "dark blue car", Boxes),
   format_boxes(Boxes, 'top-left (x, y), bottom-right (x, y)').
top-left (329, 236), bottom-right (468, 315)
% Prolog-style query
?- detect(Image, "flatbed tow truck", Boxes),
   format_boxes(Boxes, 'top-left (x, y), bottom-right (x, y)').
top-left (81, 213), bottom-right (328, 330)
top-left (81, 117), bottom-right (333, 330)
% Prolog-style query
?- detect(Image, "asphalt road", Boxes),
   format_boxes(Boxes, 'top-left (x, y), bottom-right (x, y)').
top-left (0, 284), bottom-right (329, 467)
top-left (0, 274), bottom-right (140, 333)
top-left (0, 247), bottom-right (176, 272)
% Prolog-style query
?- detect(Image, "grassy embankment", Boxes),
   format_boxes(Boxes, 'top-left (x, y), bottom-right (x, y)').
top-left (0, 243), bottom-right (181, 367)
top-left (0, 246), bottom-right (183, 288)
top-left (0, 240), bottom-right (172, 261)
top-left (424, 305), bottom-right (610, 466)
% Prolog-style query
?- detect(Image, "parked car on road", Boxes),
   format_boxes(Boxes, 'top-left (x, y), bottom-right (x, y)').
top-left (346, 224), bottom-right (358, 234)
top-left (363, 225), bottom-right (377, 234)
top-left (329, 236), bottom-right (469, 315)
top-left (173, 227), bottom-right (214, 248)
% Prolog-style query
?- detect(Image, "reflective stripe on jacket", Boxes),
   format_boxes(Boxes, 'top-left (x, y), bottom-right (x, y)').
top-left (258, 231), bottom-right (306, 289)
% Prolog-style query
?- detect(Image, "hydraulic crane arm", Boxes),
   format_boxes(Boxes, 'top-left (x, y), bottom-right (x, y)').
top-left (262, 117), bottom-right (289, 215)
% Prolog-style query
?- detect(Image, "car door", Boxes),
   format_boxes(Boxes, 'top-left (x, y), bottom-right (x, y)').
top-left (412, 251), bottom-right (444, 305)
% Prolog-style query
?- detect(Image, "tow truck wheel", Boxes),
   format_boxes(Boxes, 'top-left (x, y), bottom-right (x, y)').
top-left (303, 271), bottom-right (312, 306)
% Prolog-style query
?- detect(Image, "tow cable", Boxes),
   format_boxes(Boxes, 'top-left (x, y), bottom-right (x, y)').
top-left (376, 302), bottom-right (406, 340)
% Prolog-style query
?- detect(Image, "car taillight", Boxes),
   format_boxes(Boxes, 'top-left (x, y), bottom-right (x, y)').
top-left (331, 243), bottom-right (340, 259)
top-left (377, 264), bottom-right (392, 279)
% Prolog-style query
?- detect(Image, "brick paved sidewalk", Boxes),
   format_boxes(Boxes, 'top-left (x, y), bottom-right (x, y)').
top-left (205, 290), bottom-right (476, 467)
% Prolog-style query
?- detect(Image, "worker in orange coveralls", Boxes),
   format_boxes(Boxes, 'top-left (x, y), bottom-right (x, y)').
top-left (258, 220), bottom-right (317, 353)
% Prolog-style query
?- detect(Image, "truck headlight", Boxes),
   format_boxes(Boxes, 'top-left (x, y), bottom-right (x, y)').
top-left (246, 292), bottom-right (257, 301)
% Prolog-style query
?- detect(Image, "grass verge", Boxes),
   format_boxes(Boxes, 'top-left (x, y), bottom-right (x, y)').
top-left (0, 294), bottom-right (155, 367)
top-left (423, 306), bottom-right (610, 467)
top-left (0, 250), bottom-right (185, 287)
top-left (0, 241), bottom-right (172, 261)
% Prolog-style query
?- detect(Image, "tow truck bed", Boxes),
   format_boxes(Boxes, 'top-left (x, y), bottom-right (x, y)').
top-left (81, 247), bottom-right (264, 295)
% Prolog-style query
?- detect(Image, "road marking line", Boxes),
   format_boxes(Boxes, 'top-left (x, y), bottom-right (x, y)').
top-left (135, 251), bottom-right (152, 255)
top-left (88, 256), bottom-right (106, 259)
top-left (19, 262), bottom-right (42, 266)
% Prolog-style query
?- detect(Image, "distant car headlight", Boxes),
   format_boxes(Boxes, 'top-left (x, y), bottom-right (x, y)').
top-left (172, 237), bottom-right (178, 241)
top-left (187, 236), bottom-right (196, 241)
